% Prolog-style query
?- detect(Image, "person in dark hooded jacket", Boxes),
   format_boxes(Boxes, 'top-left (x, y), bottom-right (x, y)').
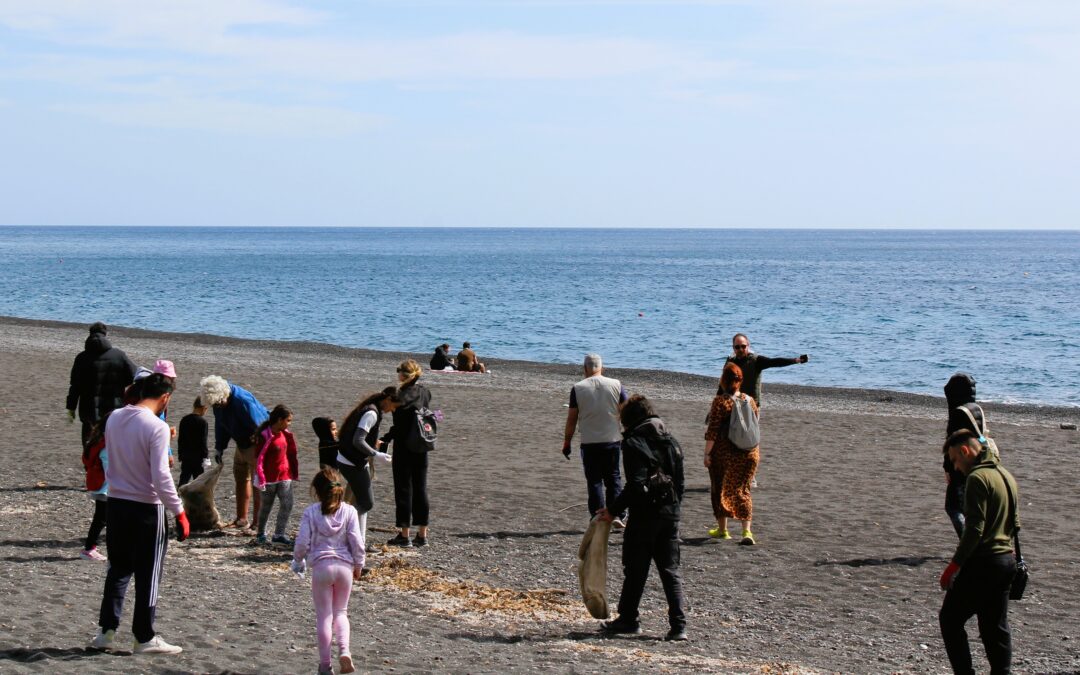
top-left (943, 373), bottom-right (985, 538)
top-left (66, 322), bottom-right (138, 445)
top-left (597, 394), bottom-right (687, 641)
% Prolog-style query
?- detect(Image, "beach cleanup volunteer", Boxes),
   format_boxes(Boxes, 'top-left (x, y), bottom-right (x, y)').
top-left (939, 429), bottom-right (1020, 675)
top-left (200, 375), bottom-right (269, 530)
top-left (90, 373), bottom-right (189, 655)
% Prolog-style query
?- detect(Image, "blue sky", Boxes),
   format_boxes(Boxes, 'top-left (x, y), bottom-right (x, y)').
top-left (1, 1), bottom-right (1078, 228)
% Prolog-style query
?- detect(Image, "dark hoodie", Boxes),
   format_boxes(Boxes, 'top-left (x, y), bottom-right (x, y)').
top-left (383, 380), bottom-right (432, 453)
top-left (944, 373), bottom-right (985, 473)
top-left (66, 331), bottom-right (138, 423)
top-left (609, 417), bottom-right (685, 521)
top-left (312, 417), bottom-right (339, 468)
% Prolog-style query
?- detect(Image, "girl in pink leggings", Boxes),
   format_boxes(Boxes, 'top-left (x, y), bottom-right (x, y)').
top-left (292, 468), bottom-right (365, 675)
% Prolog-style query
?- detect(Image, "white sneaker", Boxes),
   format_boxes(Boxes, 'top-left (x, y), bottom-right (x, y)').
top-left (340, 653), bottom-right (355, 673)
top-left (89, 628), bottom-right (116, 651)
top-left (133, 635), bottom-right (183, 654)
top-left (80, 548), bottom-right (107, 561)
top-left (611, 518), bottom-right (626, 530)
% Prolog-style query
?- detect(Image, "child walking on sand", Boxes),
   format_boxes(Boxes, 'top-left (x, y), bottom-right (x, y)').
top-left (292, 468), bottom-right (364, 675)
top-left (254, 404), bottom-right (299, 544)
top-left (80, 416), bottom-right (110, 561)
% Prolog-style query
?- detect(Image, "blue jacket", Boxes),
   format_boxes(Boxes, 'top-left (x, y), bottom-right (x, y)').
top-left (213, 384), bottom-right (269, 451)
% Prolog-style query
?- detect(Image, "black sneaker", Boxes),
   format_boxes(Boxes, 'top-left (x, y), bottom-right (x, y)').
top-left (599, 618), bottom-right (641, 635)
top-left (412, 536), bottom-right (428, 548)
top-left (664, 626), bottom-right (688, 642)
top-left (387, 534), bottom-right (412, 548)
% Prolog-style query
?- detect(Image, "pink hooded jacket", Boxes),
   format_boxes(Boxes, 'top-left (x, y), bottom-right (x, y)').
top-left (293, 501), bottom-right (365, 571)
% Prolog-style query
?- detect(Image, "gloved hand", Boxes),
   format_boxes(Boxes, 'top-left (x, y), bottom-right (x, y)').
top-left (562, 441), bottom-right (572, 460)
top-left (290, 558), bottom-right (306, 579)
top-left (940, 561), bottom-right (961, 590)
top-left (66, 409), bottom-right (76, 424)
top-left (176, 512), bottom-right (191, 542)
top-left (202, 458), bottom-right (212, 470)
top-left (373, 451), bottom-right (392, 466)
top-left (214, 449), bottom-right (224, 465)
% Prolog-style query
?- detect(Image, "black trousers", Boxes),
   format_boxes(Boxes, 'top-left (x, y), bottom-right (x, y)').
top-left (945, 477), bottom-right (966, 539)
top-left (580, 443), bottom-right (624, 518)
top-left (339, 462), bottom-right (374, 514)
top-left (391, 450), bottom-right (429, 528)
top-left (178, 461), bottom-right (205, 487)
top-left (617, 516), bottom-right (686, 629)
top-left (85, 498), bottom-right (107, 550)
top-left (940, 552), bottom-right (1016, 675)
top-left (98, 498), bottom-right (169, 644)
top-left (81, 420), bottom-right (94, 448)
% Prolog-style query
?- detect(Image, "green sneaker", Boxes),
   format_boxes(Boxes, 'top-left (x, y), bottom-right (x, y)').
top-left (707, 526), bottom-right (731, 540)
top-left (739, 530), bottom-right (755, 546)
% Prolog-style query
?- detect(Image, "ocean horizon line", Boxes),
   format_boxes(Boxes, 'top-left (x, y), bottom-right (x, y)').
top-left (3, 224), bottom-right (1080, 233)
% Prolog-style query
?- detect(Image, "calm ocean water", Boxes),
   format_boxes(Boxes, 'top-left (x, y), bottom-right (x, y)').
top-left (1, 227), bottom-right (1077, 406)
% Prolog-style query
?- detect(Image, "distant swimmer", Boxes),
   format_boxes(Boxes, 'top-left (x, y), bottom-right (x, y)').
top-left (719, 333), bottom-right (808, 406)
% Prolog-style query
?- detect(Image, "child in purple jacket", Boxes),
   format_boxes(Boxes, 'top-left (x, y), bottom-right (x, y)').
top-left (291, 468), bottom-right (365, 675)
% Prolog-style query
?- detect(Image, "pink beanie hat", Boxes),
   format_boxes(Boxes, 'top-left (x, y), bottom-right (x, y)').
top-left (153, 359), bottom-right (177, 378)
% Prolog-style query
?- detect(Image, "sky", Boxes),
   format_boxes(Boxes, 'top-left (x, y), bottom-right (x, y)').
top-left (1, 0), bottom-right (1078, 229)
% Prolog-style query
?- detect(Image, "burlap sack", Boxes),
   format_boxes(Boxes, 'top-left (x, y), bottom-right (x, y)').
top-left (578, 517), bottom-right (612, 619)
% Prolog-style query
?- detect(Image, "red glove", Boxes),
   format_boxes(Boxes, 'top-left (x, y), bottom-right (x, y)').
top-left (939, 561), bottom-right (960, 590)
top-left (176, 512), bottom-right (191, 542)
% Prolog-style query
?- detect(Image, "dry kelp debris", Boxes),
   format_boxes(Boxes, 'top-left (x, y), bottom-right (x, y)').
top-left (366, 557), bottom-right (582, 619)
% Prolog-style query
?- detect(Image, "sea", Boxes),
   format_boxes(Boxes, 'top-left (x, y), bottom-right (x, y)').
top-left (1, 227), bottom-right (1077, 407)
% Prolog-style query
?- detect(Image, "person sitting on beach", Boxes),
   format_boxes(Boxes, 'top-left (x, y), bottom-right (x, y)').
top-left (455, 341), bottom-right (486, 373)
top-left (312, 417), bottom-right (339, 470)
top-left (337, 388), bottom-right (397, 551)
top-left (66, 322), bottom-right (138, 446)
top-left (291, 468), bottom-right (364, 675)
top-left (597, 394), bottom-right (687, 641)
top-left (200, 375), bottom-right (269, 531)
top-left (430, 344), bottom-right (455, 371)
top-left (704, 363), bottom-right (760, 545)
top-left (562, 353), bottom-right (628, 525)
top-left (89, 373), bottom-right (189, 655)
top-left (253, 404), bottom-right (299, 545)
top-left (382, 360), bottom-right (434, 547)
top-left (721, 333), bottom-right (808, 406)
top-left (177, 398), bottom-right (209, 487)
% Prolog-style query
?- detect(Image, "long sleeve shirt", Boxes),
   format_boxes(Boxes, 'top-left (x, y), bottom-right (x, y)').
top-left (213, 384), bottom-right (269, 451)
top-left (103, 404), bottom-right (184, 515)
top-left (953, 451), bottom-right (1020, 566)
top-left (293, 502), bottom-right (365, 571)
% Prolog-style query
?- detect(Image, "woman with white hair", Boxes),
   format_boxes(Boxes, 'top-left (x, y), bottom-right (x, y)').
top-left (199, 375), bottom-right (269, 530)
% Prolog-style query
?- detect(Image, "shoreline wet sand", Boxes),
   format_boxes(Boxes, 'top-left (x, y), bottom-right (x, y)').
top-left (1, 316), bottom-right (1078, 673)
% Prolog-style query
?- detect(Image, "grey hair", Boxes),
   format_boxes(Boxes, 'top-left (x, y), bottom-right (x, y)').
top-left (199, 375), bottom-right (231, 407)
top-left (583, 353), bottom-right (603, 372)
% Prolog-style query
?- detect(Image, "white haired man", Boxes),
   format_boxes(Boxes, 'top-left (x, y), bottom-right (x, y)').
top-left (562, 354), bottom-right (628, 524)
top-left (199, 375), bottom-right (269, 530)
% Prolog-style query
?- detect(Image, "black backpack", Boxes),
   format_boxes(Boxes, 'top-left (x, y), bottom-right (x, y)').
top-left (405, 407), bottom-right (439, 452)
top-left (641, 433), bottom-right (682, 508)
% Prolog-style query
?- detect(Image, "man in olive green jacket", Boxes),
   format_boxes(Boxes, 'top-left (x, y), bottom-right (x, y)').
top-left (939, 429), bottom-right (1020, 675)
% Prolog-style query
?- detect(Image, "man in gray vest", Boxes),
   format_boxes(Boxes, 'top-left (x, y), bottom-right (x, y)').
top-left (562, 354), bottom-right (628, 524)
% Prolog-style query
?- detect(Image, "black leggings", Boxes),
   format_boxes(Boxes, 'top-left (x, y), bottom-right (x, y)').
top-left (86, 498), bottom-right (107, 550)
top-left (338, 462), bottom-right (374, 514)
top-left (392, 450), bottom-right (429, 528)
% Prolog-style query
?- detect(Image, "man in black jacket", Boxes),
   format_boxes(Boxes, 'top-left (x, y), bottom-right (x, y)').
top-left (943, 372), bottom-right (984, 538)
top-left (66, 322), bottom-right (138, 445)
top-left (597, 394), bottom-right (687, 641)
top-left (722, 333), bottom-right (808, 405)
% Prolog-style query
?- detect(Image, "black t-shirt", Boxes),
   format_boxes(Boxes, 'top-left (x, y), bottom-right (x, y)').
top-left (177, 413), bottom-right (209, 463)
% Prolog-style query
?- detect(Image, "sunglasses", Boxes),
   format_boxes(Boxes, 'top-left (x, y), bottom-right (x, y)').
top-left (733, 344), bottom-right (749, 350)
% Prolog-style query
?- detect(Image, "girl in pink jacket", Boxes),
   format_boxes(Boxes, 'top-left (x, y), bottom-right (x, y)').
top-left (292, 468), bottom-right (365, 675)
top-left (254, 404), bottom-right (299, 544)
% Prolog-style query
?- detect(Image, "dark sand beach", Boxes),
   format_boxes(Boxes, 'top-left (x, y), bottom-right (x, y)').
top-left (1, 315), bottom-right (1078, 674)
